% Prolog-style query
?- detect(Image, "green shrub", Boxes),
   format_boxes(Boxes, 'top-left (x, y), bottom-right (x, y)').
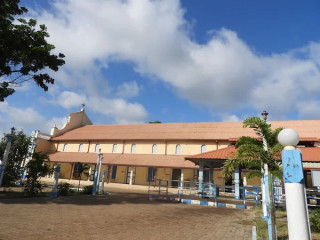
top-left (310, 209), bottom-right (320, 232)
top-left (57, 182), bottom-right (75, 196)
top-left (81, 185), bottom-right (93, 195)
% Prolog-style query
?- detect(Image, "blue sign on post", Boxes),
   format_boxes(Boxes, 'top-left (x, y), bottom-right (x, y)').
top-left (282, 149), bottom-right (304, 183)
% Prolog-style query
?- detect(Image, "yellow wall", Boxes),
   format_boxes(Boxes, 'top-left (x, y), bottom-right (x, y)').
top-left (60, 163), bottom-right (72, 179)
top-left (183, 169), bottom-right (195, 181)
top-left (135, 167), bottom-right (148, 185)
top-left (213, 169), bottom-right (225, 185)
top-left (35, 138), bottom-right (51, 153)
top-left (114, 165), bottom-right (126, 183)
top-left (49, 140), bottom-right (232, 155)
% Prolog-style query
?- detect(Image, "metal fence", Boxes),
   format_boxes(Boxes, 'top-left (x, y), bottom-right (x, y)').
top-left (148, 179), bottom-right (218, 202)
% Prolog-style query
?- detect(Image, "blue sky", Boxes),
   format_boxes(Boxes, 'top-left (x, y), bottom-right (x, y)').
top-left (0, 0), bottom-right (320, 135)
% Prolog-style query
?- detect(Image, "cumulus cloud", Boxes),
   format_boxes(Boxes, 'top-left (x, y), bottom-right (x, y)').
top-left (28, 0), bottom-right (320, 121)
top-left (116, 81), bottom-right (140, 98)
top-left (0, 102), bottom-right (67, 134)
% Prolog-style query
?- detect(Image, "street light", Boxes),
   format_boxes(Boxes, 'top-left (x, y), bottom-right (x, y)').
top-left (261, 110), bottom-right (269, 121)
top-left (278, 128), bottom-right (311, 240)
top-left (261, 111), bottom-right (268, 218)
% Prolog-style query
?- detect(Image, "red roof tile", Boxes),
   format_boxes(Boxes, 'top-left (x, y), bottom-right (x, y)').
top-left (48, 152), bottom-right (197, 169)
top-left (185, 146), bottom-right (320, 163)
top-left (50, 120), bottom-right (320, 142)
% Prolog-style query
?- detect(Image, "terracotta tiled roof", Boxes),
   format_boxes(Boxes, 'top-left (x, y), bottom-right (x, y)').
top-left (185, 146), bottom-right (320, 163)
top-left (300, 147), bottom-right (320, 162)
top-left (48, 152), bottom-right (197, 169)
top-left (50, 120), bottom-right (320, 142)
top-left (185, 146), bottom-right (236, 160)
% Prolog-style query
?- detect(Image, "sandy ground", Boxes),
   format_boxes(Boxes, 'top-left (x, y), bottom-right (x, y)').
top-left (0, 179), bottom-right (255, 240)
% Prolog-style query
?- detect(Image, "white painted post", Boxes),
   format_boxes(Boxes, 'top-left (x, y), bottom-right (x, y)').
top-left (234, 168), bottom-right (240, 200)
top-left (129, 170), bottom-right (133, 185)
top-left (278, 128), bottom-right (311, 240)
top-left (180, 169), bottom-right (184, 189)
top-left (198, 161), bottom-right (204, 194)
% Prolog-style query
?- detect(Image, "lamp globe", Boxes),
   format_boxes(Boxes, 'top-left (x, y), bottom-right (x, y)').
top-left (278, 128), bottom-right (299, 147)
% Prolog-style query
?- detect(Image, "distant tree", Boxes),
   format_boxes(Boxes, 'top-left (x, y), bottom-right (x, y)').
top-left (149, 121), bottom-right (162, 124)
top-left (23, 152), bottom-right (51, 196)
top-left (0, 0), bottom-right (65, 101)
top-left (0, 129), bottom-right (31, 187)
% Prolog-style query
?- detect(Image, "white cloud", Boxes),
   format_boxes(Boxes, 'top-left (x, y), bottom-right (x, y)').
top-left (88, 97), bottom-right (148, 124)
top-left (28, 0), bottom-right (320, 121)
top-left (220, 114), bottom-right (242, 122)
top-left (116, 81), bottom-right (140, 98)
top-left (54, 91), bottom-right (87, 109)
top-left (0, 102), bottom-right (67, 134)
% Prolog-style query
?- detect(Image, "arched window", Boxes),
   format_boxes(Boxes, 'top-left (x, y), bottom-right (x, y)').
top-left (112, 144), bottom-right (117, 153)
top-left (131, 144), bottom-right (136, 153)
top-left (95, 144), bottom-right (100, 153)
top-left (78, 144), bottom-right (83, 152)
top-left (201, 145), bottom-right (207, 153)
top-left (152, 144), bottom-right (157, 154)
top-left (63, 144), bottom-right (68, 152)
top-left (175, 144), bottom-right (181, 155)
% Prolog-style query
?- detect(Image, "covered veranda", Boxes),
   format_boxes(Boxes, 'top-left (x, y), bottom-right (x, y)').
top-left (184, 146), bottom-right (243, 199)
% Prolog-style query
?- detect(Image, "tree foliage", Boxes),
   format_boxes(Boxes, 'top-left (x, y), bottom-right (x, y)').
top-left (23, 152), bottom-right (51, 196)
top-left (0, 0), bottom-right (65, 101)
top-left (223, 117), bottom-right (283, 179)
top-left (0, 129), bottom-right (31, 187)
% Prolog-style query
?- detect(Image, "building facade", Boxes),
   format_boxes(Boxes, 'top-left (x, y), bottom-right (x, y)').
top-left (33, 109), bottom-right (320, 188)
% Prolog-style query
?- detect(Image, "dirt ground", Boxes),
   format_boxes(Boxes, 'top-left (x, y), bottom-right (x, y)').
top-left (0, 181), bottom-right (254, 240)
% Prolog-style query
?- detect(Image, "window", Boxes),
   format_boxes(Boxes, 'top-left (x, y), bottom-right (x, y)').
top-left (112, 144), bottom-right (117, 153)
top-left (152, 144), bottom-right (157, 154)
top-left (94, 144), bottom-right (100, 153)
top-left (131, 144), bottom-right (136, 153)
top-left (175, 144), bottom-right (181, 155)
top-left (63, 144), bottom-right (68, 152)
top-left (201, 145), bottom-right (207, 153)
top-left (78, 144), bottom-right (83, 152)
top-left (111, 166), bottom-right (117, 180)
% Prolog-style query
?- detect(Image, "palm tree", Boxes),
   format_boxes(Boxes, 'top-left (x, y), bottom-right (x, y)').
top-left (223, 116), bottom-right (283, 240)
top-left (75, 162), bottom-right (89, 193)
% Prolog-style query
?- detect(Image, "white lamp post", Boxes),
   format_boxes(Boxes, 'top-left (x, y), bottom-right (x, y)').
top-left (278, 128), bottom-right (311, 240)
top-left (261, 110), bottom-right (268, 218)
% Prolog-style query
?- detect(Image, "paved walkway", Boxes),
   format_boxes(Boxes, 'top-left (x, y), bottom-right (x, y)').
top-left (0, 178), bottom-right (255, 240)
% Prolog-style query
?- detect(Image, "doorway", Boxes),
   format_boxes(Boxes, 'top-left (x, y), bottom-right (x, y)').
top-left (172, 168), bottom-right (181, 187)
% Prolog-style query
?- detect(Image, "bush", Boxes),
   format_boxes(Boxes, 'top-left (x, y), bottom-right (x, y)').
top-left (81, 185), bottom-right (93, 195)
top-left (57, 182), bottom-right (75, 196)
top-left (310, 209), bottom-right (320, 232)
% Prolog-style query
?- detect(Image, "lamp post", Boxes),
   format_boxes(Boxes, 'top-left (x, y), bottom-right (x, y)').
top-left (261, 110), bottom-right (275, 240)
top-left (278, 128), bottom-right (311, 240)
top-left (92, 149), bottom-right (103, 195)
top-left (0, 127), bottom-right (15, 187)
top-left (261, 110), bottom-right (268, 218)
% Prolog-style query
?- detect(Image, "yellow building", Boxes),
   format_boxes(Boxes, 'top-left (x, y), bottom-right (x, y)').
top-left (33, 108), bottom-right (320, 188)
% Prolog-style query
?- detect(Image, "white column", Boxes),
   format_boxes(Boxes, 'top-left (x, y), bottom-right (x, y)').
top-left (129, 170), bottom-right (133, 185)
top-left (198, 161), bottom-right (204, 193)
